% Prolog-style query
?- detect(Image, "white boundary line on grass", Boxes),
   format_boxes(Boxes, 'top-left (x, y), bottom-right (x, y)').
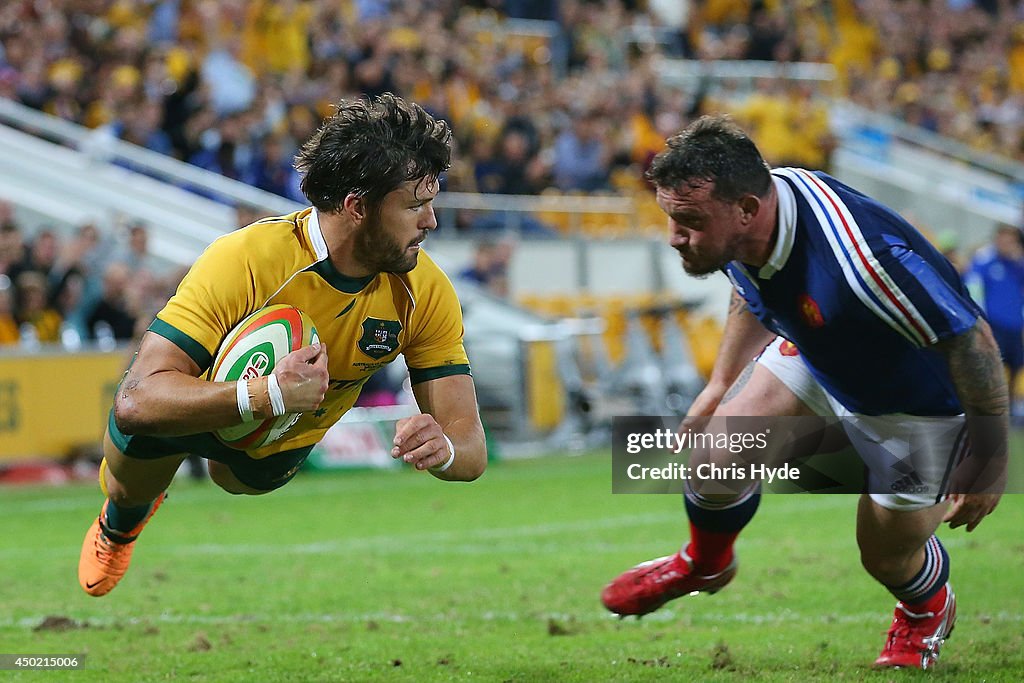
top-left (2, 497), bottom-right (860, 560)
top-left (4, 609), bottom-right (1022, 630)
top-left (0, 496), bottom-right (990, 560)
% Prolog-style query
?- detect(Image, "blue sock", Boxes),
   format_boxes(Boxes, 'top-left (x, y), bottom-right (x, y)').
top-left (683, 482), bottom-right (761, 573)
top-left (886, 535), bottom-right (950, 608)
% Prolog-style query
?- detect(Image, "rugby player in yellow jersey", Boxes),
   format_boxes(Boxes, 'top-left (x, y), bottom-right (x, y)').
top-left (78, 93), bottom-right (487, 597)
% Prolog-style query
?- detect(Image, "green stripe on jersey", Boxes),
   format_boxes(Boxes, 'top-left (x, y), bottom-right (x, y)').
top-left (148, 318), bottom-right (213, 371)
top-left (408, 364), bottom-right (472, 385)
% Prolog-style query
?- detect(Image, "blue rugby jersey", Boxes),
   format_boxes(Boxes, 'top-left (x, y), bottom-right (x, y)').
top-left (724, 168), bottom-right (983, 416)
top-left (964, 245), bottom-right (1024, 331)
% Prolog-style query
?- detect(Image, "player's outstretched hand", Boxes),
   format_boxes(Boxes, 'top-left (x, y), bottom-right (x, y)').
top-left (273, 343), bottom-right (329, 412)
top-left (392, 414), bottom-right (451, 471)
top-left (943, 493), bottom-right (1001, 532)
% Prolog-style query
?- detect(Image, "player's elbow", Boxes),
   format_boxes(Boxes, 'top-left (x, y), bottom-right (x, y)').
top-left (113, 393), bottom-right (151, 435)
top-left (460, 451), bottom-right (488, 481)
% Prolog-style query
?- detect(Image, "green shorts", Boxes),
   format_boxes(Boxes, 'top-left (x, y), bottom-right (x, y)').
top-left (106, 410), bottom-right (313, 491)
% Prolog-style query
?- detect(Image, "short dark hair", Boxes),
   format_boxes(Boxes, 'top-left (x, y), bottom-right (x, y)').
top-left (295, 93), bottom-right (452, 213)
top-left (646, 114), bottom-right (772, 202)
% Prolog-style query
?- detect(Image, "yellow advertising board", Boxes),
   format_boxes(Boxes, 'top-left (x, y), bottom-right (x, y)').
top-left (0, 348), bottom-right (129, 460)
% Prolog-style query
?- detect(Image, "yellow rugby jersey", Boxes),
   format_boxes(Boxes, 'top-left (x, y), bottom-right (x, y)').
top-left (149, 208), bottom-right (470, 459)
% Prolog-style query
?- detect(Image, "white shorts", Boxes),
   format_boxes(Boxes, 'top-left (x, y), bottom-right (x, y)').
top-left (757, 337), bottom-right (967, 511)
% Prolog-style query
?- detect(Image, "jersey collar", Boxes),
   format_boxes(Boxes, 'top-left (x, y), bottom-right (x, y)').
top-left (758, 174), bottom-right (797, 279)
top-left (307, 208), bottom-right (329, 262)
top-left (304, 208), bottom-right (377, 293)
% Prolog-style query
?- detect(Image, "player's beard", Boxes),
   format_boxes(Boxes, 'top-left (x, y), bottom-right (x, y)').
top-left (678, 247), bottom-right (735, 277)
top-left (353, 214), bottom-right (422, 274)
top-left (679, 250), bottom-right (729, 278)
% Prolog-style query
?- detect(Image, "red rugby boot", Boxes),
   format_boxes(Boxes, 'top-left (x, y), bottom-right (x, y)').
top-left (78, 493), bottom-right (166, 597)
top-left (874, 586), bottom-right (957, 670)
top-left (601, 550), bottom-right (737, 616)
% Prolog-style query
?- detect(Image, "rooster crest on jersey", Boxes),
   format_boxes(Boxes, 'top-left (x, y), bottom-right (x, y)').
top-left (208, 304), bottom-right (320, 450)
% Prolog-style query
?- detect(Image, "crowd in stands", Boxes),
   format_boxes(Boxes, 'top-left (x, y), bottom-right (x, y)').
top-left (0, 0), bottom-right (1022, 346)
top-left (0, 200), bottom-right (182, 348)
top-left (0, 0), bottom-right (1017, 195)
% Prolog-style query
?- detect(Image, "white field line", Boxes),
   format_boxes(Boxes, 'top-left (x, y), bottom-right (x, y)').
top-left (3, 609), bottom-right (1022, 631)
top-left (0, 495), bottom-right (989, 560)
top-left (1, 496), bottom-right (859, 560)
top-left (4, 485), bottom-right (861, 516)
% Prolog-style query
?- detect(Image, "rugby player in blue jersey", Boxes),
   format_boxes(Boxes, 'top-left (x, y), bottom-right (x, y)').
top-left (601, 115), bottom-right (1007, 670)
top-left (965, 224), bottom-right (1024, 417)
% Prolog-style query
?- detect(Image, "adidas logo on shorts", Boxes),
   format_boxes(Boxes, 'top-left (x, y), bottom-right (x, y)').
top-left (890, 472), bottom-right (928, 494)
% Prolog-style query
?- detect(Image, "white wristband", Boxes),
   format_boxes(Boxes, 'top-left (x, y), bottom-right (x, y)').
top-left (430, 434), bottom-right (456, 472)
top-left (267, 374), bottom-right (287, 417)
top-left (236, 379), bottom-right (254, 422)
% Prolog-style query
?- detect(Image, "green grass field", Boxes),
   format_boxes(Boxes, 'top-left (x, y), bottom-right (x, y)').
top-left (1, 452), bottom-right (1022, 682)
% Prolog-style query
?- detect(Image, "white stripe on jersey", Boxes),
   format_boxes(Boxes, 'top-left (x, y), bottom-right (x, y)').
top-left (794, 170), bottom-right (937, 345)
top-left (773, 168), bottom-right (933, 347)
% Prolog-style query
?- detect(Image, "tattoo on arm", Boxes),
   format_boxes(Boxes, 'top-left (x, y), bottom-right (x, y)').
top-left (720, 360), bottom-right (756, 405)
top-left (941, 323), bottom-right (1009, 416)
top-left (728, 290), bottom-right (748, 317)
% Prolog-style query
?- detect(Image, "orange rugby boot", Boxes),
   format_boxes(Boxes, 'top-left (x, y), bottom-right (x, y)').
top-left (78, 493), bottom-right (166, 597)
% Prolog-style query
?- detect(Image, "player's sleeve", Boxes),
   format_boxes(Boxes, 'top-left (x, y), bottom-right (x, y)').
top-left (147, 235), bottom-right (257, 371)
top-left (870, 240), bottom-right (982, 348)
top-left (402, 272), bottom-right (471, 385)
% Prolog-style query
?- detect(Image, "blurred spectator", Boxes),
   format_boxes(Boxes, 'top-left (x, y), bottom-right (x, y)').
top-left (197, 1), bottom-right (257, 117)
top-left (964, 224), bottom-right (1024, 413)
top-left (56, 223), bottom-right (110, 282)
top-left (0, 220), bottom-right (25, 279)
top-left (253, 133), bottom-right (304, 201)
top-left (0, 284), bottom-right (18, 345)
top-left (114, 222), bottom-right (160, 275)
top-left (552, 112), bottom-right (612, 192)
top-left (14, 228), bottom-right (61, 293)
top-left (15, 270), bottom-right (61, 344)
top-left (107, 99), bottom-right (174, 156)
top-left (458, 239), bottom-right (513, 298)
top-left (85, 262), bottom-right (137, 342)
top-left (188, 113), bottom-right (260, 185)
top-left (51, 269), bottom-right (89, 343)
top-left (475, 128), bottom-right (547, 195)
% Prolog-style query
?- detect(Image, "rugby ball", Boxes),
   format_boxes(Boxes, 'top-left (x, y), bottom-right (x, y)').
top-left (208, 304), bottom-right (319, 450)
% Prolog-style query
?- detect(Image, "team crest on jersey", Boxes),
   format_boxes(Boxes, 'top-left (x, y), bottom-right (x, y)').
top-left (798, 293), bottom-right (824, 328)
top-left (357, 318), bottom-right (402, 359)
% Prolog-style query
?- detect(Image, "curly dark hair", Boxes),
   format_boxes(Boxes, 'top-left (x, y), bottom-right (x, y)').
top-left (295, 93), bottom-right (452, 213)
top-left (645, 114), bottom-right (772, 202)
